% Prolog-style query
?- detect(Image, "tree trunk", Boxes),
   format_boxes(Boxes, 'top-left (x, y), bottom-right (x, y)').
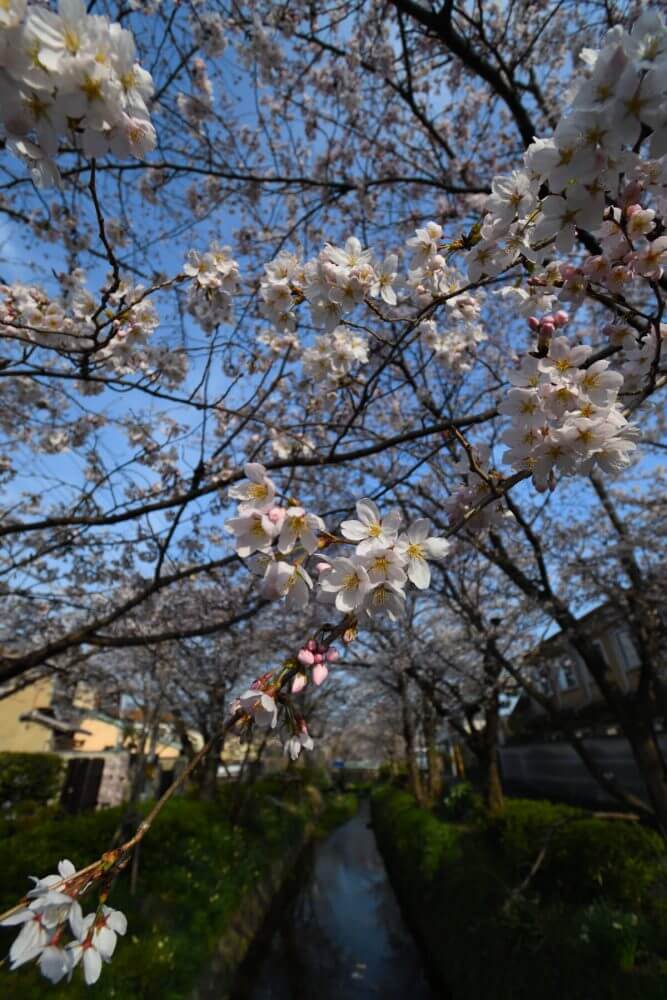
top-left (399, 672), bottom-right (425, 805)
top-left (197, 737), bottom-right (220, 801)
top-left (422, 693), bottom-right (444, 805)
top-left (482, 703), bottom-right (504, 813)
top-left (624, 715), bottom-right (667, 836)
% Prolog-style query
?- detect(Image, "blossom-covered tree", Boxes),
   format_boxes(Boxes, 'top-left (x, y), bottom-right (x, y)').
top-left (1, 0), bottom-right (667, 985)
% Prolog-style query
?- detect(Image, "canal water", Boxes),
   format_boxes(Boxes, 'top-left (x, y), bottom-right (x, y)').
top-left (232, 800), bottom-right (436, 1000)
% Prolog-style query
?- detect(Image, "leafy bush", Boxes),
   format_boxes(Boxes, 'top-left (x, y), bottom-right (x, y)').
top-left (317, 791), bottom-right (358, 834)
top-left (0, 752), bottom-right (64, 808)
top-left (371, 785), bottom-right (667, 1000)
top-left (578, 902), bottom-right (640, 972)
top-left (487, 799), bottom-right (665, 908)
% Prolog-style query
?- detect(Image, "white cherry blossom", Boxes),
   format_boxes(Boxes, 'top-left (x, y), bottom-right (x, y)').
top-left (228, 463), bottom-right (276, 514)
top-left (340, 499), bottom-right (401, 554)
top-left (318, 556), bottom-right (372, 612)
top-left (395, 520), bottom-right (450, 589)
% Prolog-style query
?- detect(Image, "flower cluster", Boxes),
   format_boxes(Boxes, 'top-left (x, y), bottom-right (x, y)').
top-left (0, 0), bottom-right (156, 186)
top-left (184, 245), bottom-right (241, 333)
top-left (224, 465), bottom-right (450, 757)
top-left (442, 444), bottom-right (511, 533)
top-left (232, 673), bottom-right (318, 760)
top-left (0, 274), bottom-right (186, 389)
top-left (300, 326), bottom-right (369, 388)
top-left (225, 464), bottom-right (450, 618)
top-left (499, 314), bottom-right (636, 490)
top-left (0, 859), bottom-right (127, 985)
top-left (466, 11), bottom-right (667, 279)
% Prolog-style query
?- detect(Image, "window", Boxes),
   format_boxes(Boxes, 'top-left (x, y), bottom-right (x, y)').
top-left (591, 638), bottom-right (609, 666)
top-left (534, 668), bottom-right (554, 697)
top-left (555, 654), bottom-right (579, 691)
top-left (615, 628), bottom-right (641, 670)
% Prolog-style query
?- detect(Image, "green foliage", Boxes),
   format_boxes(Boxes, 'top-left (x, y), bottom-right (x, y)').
top-left (316, 791), bottom-right (358, 835)
top-left (487, 800), bottom-right (665, 908)
top-left (439, 780), bottom-right (483, 822)
top-left (578, 902), bottom-right (640, 972)
top-left (0, 752), bottom-right (64, 807)
top-left (0, 777), bottom-right (354, 999)
top-left (371, 786), bottom-right (667, 1000)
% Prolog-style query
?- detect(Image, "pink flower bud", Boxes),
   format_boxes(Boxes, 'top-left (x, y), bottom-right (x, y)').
top-left (539, 321), bottom-right (555, 337)
top-left (267, 506), bottom-right (285, 525)
top-left (528, 316), bottom-right (540, 331)
top-left (625, 203), bottom-right (642, 217)
top-left (297, 648), bottom-right (315, 666)
top-left (291, 673), bottom-right (307, 694)
top-left (326, 647), bottom-right (339, 663)
top-left (306, 639), bottom-right (317, 653)
top-left (312, 663), bottom-right (329, 686)
top-left (315, 562), bottom-right (331, 574)
top-left (553, 310), bottom-right (569, 328)
top-left (314, 652), bottom-right (323, 663)
top-left (622, 182), bottom-right (642, 206)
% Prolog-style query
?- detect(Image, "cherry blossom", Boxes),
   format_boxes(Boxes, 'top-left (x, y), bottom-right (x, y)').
top-left (68, 906), bottom-right (128, 985)
top-left (395, 520), bottom-right (451, 590)
top-left (340, 499), bottom-right (402, 555)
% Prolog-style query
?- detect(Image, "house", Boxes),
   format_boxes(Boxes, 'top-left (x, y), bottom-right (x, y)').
top-left (0, 675), bottom-right (195, 809)
top-left (511, 603), bottom-right (646, 736)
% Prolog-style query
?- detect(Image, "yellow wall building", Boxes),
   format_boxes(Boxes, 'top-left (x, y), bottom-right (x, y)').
top-left (0, 677), bottom-right (56, 753)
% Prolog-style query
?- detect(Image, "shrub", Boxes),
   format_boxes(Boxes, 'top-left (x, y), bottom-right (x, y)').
top-left (371, 785), bottom-right (667, 1000)
top-left (487, 799), bottom-right (665, 908)
top-left (0, 752), bottom-right (64, 807)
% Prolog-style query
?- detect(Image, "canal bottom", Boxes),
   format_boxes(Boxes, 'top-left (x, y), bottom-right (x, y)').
top-left (231, 799), bottom-right (438, 1000)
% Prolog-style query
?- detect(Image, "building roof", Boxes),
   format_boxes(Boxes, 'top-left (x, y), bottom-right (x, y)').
top-left (19, 710), bottom-right (92, 735)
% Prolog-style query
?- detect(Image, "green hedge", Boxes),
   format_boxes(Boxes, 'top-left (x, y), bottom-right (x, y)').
top-left (371, 786), bottom-right (667, 1000)
top-left (0, 752), bottom-right (63, 807)
top-left (0, 779), bottom-right (356, 999)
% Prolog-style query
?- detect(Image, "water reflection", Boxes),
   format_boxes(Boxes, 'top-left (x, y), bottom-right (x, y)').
top-left (232, 800), bottom-right (436, 1000)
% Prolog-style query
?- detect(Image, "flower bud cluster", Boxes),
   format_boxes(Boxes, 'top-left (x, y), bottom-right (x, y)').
top-left (0, 0), bottom-right (156, 187)
top-left (294, 639), bottom-right (339, 691)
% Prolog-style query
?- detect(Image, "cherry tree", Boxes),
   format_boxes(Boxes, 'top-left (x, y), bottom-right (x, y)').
top-left (1, 0), bottom-right (667, 986)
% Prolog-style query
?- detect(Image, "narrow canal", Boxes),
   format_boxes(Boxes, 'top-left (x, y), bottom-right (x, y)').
top-left (232, 800), bottom-right (436, 1000)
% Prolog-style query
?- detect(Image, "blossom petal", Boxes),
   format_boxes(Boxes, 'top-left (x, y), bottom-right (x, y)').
top-left (424, 537), bottom-right (450, 561)
top-left (355, 498), bottom-right (380, 526)
top-left (83, 946), bottom-right (102, 985)
top-left (340, 518), bottom-right (369, 541)
top-left (408, 557), bottom-right (431, 590)
top-left (408, 518), bottom-right (430, 543)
